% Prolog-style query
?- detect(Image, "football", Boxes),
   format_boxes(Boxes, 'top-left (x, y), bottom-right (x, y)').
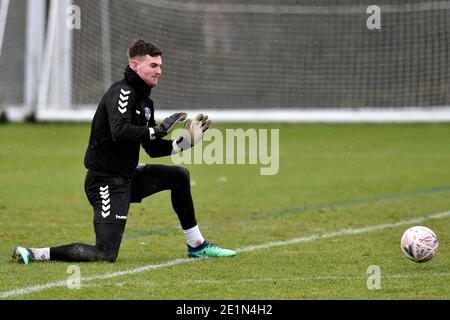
top-left (400, 226), bottom-right (439, 263)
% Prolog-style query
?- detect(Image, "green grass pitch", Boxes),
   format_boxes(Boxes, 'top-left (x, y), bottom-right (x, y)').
top-left (0, 123), bottom-right (449, 299)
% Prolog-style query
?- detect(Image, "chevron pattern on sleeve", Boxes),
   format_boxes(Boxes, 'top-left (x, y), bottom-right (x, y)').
top-left (118, 89), bottom-right (131, 114)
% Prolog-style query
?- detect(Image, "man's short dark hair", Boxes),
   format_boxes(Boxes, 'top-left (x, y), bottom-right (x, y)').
top-left (128, 39), bottom-right (162, 59)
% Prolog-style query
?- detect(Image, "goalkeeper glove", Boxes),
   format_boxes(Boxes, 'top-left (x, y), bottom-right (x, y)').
top-left (149, 112), bottom-right (187, 140)
top-left (173, 114), bottom-right (211, 152)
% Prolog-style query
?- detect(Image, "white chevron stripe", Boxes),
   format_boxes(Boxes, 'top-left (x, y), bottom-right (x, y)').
top-left (119, 94), bottom-right (129, 101)
top-left (118, 100), bottom-right (128, 108)
top-left (118, 107), bottom-right (127, 114)
top-left (99, 186), bottom-right (111, 218)
top-left (121, 89), bottom-right (131, 95)
top-left (101, 211), bottom-right (110, 218)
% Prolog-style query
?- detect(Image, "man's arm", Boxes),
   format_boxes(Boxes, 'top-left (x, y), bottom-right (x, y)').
top-left (107, 88), bottom-right (149, 143)
top-left (141, 113), bottom-right (188, 157)
top-left (142, 139), bottom-right (174, 158)
top-left (106, 87), bottom-right (186, 144)
top-left (142, 114), bottom-right (210, 158)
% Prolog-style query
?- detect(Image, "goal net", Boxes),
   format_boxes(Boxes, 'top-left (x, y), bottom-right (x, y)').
top-left (2, 0), bottom-right (450, 122)
top-left (0, 0), bottom-right (24, 119)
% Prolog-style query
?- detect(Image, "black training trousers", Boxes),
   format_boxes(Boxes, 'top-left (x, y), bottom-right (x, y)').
top-left (50, 164), bottom-right (197, 262)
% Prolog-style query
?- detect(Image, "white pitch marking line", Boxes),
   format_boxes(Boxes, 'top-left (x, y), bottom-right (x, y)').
top-left (1, 210), bottom-right (449, 298)
top-left (235, 210), bottom-right (448, 253)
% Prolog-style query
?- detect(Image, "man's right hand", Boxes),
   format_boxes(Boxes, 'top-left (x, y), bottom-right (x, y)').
top-left (150, 112), bottom-right (187, 140)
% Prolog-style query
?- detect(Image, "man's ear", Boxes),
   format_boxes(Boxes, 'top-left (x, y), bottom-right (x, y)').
top-left (129, 59), bottom-right (139, 71)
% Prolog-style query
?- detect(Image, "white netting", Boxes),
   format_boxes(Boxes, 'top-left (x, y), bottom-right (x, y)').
top-left (0, 0), bottom-right (25, 108)
top-left (68, 0), bottom-right (450, 110)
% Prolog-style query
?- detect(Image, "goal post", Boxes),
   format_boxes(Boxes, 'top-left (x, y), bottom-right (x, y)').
top-left (0, 0), bottom-right (9, 57)
top-left (24, 0), bottom-right (45, 116)
top-left (36, 0), bottom-right (72, 119)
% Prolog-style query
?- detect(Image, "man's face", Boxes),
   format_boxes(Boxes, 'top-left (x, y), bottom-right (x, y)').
top-left (131, 55), bottom-right (162, 87)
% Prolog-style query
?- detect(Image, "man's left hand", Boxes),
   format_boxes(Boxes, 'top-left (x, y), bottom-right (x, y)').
top-left (150, 112), bottom-right (187, 139)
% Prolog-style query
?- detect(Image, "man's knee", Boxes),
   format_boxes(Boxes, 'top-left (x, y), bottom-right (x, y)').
top-left (98, 247), bottom-right (119, 262)
top-left (173, 166), bottom-right (190, 184)
top-left (102, 251), bottom-right (118, 263)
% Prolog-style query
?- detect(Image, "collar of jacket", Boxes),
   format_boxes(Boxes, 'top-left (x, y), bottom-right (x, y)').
top-left (124, 65), bottom-right (152, 97)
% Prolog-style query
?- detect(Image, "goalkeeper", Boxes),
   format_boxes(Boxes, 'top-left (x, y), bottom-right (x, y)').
top-left (12, 39), bottom-right (236, 264)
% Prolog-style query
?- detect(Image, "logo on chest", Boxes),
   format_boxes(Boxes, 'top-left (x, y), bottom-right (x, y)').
top-left (144, 107), bottom-right (151, 121)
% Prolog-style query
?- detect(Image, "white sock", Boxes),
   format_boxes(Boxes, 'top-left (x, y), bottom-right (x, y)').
top-left (31, 248), bottom-right (50, 261)
top-left (183, 225), bottom-right (205, 248)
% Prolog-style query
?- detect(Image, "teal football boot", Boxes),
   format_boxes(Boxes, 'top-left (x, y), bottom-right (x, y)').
top-left (12, 247), bottom-right (35, 265)
top-left (188, 240), bottom-right (236, 258)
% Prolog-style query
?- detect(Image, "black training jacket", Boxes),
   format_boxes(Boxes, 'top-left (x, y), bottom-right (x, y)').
top-left (84, 66), bottom-right (173, 178)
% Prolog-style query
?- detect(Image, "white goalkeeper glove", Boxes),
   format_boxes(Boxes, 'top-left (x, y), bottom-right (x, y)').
top-left (172, 114), bottom-right (211, 152)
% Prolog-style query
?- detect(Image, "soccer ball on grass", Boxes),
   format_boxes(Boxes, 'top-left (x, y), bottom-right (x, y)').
top-left (400, 226), bottom-right (438, 263)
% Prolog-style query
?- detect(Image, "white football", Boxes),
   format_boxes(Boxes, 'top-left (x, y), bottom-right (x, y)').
top-left (400, 226), bottom-right (438, 263)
